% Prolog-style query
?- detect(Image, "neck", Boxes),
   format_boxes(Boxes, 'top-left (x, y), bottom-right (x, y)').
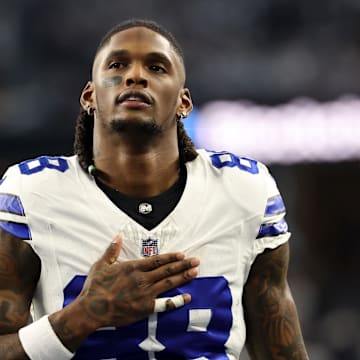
top-left (93, 129), bottom-right (180, 198)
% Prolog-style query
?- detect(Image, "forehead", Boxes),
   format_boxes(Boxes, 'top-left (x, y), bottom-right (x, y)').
top-left (94, 27), bottom-right (181, 67)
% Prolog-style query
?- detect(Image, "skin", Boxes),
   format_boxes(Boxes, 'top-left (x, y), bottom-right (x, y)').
top-left (80, 26), bottom-right (193, 198)
top-left (0, 229), bottom-right (40, 359)
top-left (0, 26), bottom-right (308, 359)
top-left (243, 243), bottom-right (309, 359)
top-left (0, 26), bottom-right (198, 359)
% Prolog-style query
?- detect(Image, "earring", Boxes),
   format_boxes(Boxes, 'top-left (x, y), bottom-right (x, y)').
top-left (177, 111), bottom-right (187, 120)
top-left (88, 164), bottom-right (97, 176)
top-left (87, 106), bottom-right (95, 116)
top-left (180, 111), bottom-right (187, 119)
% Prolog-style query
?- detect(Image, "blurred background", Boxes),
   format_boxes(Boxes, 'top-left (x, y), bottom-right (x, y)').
top-left (1, 0), bottom-right (360, 358)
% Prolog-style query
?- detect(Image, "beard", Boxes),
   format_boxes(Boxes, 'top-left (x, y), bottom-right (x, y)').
top-left (109, 117), bottom-right (164, 136)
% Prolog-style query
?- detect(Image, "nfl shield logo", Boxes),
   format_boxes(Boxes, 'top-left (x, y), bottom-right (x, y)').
top-left (141, 238), bottom-right (159, 257)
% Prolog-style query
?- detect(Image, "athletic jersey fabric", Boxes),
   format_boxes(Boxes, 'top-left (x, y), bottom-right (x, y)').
top-left (0, 149), bottom-right (290, 360)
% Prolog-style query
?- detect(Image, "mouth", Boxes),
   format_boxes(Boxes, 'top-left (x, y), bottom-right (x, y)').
top-left (116, 91), bottom-right (153, 106)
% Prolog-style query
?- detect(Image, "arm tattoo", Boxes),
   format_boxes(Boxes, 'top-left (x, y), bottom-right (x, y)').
top-left (0, 230), bottom-right (40, 334)
top-left (0, 230), bottom-right (40, 359)
top-left (0, 334), bottom-right (30, 359)
top-left (49, 265), bottom-right (133, 351)
top-left (244, 243), bottom-right (309, 359)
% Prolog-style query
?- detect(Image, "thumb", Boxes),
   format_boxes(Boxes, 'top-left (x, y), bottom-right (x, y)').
top-left (102, 234), bottom-right (123, 264)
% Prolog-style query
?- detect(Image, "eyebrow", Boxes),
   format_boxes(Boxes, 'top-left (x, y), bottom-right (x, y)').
top-left (104, 50), bottom-right (173, 67)
top-left (146, 52), bottom-right (172, 67)
top-left (105, 49), bottom-right (131, 61)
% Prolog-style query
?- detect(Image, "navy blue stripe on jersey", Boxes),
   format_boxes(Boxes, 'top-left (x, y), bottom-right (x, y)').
top-left (265, 195), bottom-right (286, 216)
top-left (0, 221), bottom-right (31, 240)
top-left (0, 178), bottom-right (5, 186)
top-left (257, 218), bottom-right (288, 239)
top-left (0, 193), bottom-right (25, 215)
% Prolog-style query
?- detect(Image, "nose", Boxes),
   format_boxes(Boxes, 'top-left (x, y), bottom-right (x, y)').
top-left (125, 63), bottom-right (147, 87)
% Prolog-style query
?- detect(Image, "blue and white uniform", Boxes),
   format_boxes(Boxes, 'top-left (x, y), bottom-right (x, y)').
top-left (0, 149), bottom-right (290, 360)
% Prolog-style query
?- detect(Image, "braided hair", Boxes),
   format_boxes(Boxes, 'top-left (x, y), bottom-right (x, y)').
top-left (74, 19), bottom-right (198, 174)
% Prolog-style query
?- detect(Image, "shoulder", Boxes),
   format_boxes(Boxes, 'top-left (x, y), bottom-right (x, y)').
top-left (5, 155), bottom-right (77, 176)
top-left (193, 149), bottom-right (275, 193)
top-left (195, 149), bottom-right (260, 173)
top-left (1, 155), bottom-right (79, 191)
top-left (0, 155), bottom-right (86, 240)
top-left (188, 149), bottom-right (280, 216)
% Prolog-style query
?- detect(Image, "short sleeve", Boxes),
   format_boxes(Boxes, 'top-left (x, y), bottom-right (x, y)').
top-left (253, 164), bottom-right (290, 255)
top-left (0, 165), bottom-right (32, 240)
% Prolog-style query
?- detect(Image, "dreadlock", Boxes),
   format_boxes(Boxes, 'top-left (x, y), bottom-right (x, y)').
top-left (74, 108), bottom-right (94, 173)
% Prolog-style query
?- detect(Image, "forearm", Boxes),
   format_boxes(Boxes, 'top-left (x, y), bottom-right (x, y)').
top-left (244, 244), bottom-right (309, 360)
top-left (245, 289), bottom-right (309, 359)
top-left (48, 299), bottom-right (100, 353)
top-left (0, 300), bottom-right (98, 360)
top-left (0, 333), bottom-right (29, 360)
top-left (0, 304), bottom-right (97, 360)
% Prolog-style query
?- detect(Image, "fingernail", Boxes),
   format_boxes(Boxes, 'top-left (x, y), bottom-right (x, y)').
top-left (176, 252), bottom-right (185, 260)
top-left (190, 258), bottom-right (200, 266)
top-left (112, 234), bottom-right (121, 244)
top-left (183, 294), bottom-right (192, 303)
top-left (188, 268), bottom-right (198, 277)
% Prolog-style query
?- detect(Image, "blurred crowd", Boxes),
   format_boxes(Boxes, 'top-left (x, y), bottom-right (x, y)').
top-left (1, 1), bottom-right (360, 358)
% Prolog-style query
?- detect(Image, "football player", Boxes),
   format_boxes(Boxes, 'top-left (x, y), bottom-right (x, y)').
top-left (0, 19), bottom-right (309, 359)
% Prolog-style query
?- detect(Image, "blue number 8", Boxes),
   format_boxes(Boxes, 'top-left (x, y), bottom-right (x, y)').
top-left (64, 276), bottom-right (233, 359)
top-left (210, 151), bottom-right (259, 174)
top-left (19, 156), bottom-right (69, 175)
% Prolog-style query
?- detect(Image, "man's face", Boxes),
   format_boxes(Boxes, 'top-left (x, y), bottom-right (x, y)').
top-left (86, 27), bottom-right (191, 134)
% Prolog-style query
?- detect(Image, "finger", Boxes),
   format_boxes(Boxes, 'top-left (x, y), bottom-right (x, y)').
top-left (152, 266), bottom-right (198, 295)
top-left (136, 252), bottom-right (187, 272)
top-left (147, 257), bottom-right (200, 283)
top-left (153, 294), bottom-right (191, 313)
top-left (101, 235), bottom-right (123, 264)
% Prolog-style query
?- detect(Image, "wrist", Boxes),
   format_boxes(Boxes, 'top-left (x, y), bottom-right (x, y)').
top-left (49, 299), bottom-right (101, 352)
top-left (18, 315), bottom-right (74, 360)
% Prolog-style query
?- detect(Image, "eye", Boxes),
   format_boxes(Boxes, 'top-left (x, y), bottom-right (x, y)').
top-left (108, 62), bottom-right (126, 70)
top-left (149, 64), bottom-right (166, 73)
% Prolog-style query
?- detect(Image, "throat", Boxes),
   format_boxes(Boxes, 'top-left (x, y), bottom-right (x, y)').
top-left (94, 151), bottom-right (180, 198)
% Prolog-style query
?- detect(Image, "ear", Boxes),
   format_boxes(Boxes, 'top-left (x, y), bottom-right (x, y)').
top-left (177, 88), bottom-right (193, 118)
top-left (80, 81), bottom-right (95, 110)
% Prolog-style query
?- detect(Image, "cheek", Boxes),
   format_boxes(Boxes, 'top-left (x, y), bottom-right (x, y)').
top-left (94, 77), bottom-right (121, 109)
top-left (160, 94), bottom-right (180, 121)
top-left (102, 76), bottom-right (123, 88)
top-left (159, 83), bottom-right (181, 105)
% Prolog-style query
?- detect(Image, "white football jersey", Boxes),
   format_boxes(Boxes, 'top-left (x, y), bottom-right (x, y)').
top-left (0, 149), bottom-right (290, 360)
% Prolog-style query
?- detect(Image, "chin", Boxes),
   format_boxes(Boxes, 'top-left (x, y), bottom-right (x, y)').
top-left (110, 117), bottom-right (163, 135)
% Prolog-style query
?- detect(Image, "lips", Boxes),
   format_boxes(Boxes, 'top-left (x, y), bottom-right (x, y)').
top-left (116, 90), bottom-right (153, 105)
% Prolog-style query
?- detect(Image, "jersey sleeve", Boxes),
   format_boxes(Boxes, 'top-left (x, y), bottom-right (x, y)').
top-left (253, 164), bottom-right (290, 255)
top-left (0, 165), bottom-right (32, 240)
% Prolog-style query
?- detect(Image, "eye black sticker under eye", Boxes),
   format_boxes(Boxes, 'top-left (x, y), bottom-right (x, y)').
top-left (102, 76), bottom-right (122, 88)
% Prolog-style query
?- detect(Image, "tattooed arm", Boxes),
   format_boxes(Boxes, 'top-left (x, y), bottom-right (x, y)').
top-left (0, 229), bottom-right (41, 359)
top-left (243, 242), bottom-right (309, 360)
